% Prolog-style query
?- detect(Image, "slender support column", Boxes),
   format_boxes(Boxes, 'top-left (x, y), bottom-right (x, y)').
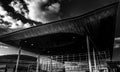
top-left (36, 55), bottom-right (40, 72)
top-left (93, 48), bottom-right (97, 72)
top-left (15, 46), bottom-right (21, 72)
top-left (50, 56), bottom-right (53, 72)
top-left (86, 36), bottom-right (92, 72)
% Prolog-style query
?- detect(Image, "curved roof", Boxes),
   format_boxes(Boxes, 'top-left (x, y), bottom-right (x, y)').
top-left (0, 2), bottom-right (119, 56)
top-left (0, 2), bottom-right (118, 41)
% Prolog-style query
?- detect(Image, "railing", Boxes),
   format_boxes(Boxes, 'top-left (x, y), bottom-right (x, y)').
top-left (26, 51), bottom-right (109, 72)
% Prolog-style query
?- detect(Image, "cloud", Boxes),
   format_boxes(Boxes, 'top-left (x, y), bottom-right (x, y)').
top-left (9, 20), bottom-right (31, 29)
top-left (0, 6), bottom-right (8, 15)
top-left (24, 0), bottom-right (61, 23)
top-left (48, 3), bottom-right (60, 13)
top-left (0, 0), bottom-right (62, 33)
top-left (9, 0), bottom-right (29, 18)
top-left (0, 4), bottom-right (31, 30)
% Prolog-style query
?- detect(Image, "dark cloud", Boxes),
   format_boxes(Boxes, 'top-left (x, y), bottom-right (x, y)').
top-left (1, 0), bottom-right (40, 24)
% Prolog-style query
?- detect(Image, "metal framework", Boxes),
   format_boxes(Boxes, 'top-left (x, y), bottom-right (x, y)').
top-left (0, 2), bottom-right (119, 72)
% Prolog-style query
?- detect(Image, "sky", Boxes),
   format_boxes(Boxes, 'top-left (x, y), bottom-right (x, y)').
top-left (0, 0), bottom-right (62, 35)
top-left (0, 0), bottom-right (119, 36)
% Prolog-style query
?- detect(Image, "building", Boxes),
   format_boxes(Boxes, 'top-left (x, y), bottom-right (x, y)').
top-left (0, 2), bottom-right (119, 72)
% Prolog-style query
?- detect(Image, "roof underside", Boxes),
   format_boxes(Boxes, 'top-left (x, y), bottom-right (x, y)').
top-left (0, 2), bottom-right (119, 56)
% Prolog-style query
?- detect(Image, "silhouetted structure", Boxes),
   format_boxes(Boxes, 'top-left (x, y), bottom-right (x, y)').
top-left (0, 2), bottom-right (119, 72)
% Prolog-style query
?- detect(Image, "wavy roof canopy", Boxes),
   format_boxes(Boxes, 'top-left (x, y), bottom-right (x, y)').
top-left (0, 2), bottom-right (119, 56)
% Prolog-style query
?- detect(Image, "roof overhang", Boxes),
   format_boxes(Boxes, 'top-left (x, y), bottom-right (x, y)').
top-left (0, 2), bottom-right (119, 56)
top-left (0, 2), bottom-right (118, 41)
